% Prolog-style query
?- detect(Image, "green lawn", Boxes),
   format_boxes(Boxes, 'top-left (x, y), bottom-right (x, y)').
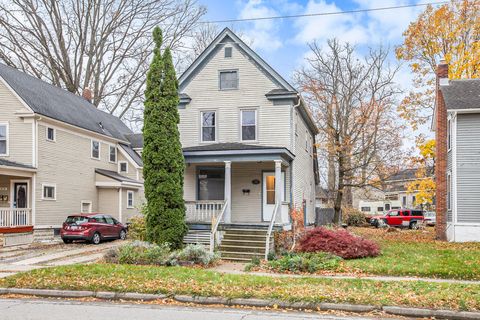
top-left (337, 228), bottom-right (480, 280)
top-left (1, 263), bottom-right (480, 311)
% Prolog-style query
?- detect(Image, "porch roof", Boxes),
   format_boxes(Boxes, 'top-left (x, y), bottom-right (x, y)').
top-left (95, 168), bottom-right (142, 188)
top-left (182, 143), bottom-right (295, 164)
top-left (0, 159), bottom-right (36, 171)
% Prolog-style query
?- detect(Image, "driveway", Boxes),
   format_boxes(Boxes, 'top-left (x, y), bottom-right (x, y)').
top-left (0, 240), bottom-right (124, 278)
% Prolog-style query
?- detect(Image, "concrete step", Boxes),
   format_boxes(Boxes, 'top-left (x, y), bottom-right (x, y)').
top-left (221, 239), bottom-right (267, 245)
top-left (222, 228), bottom-right (269, 236)
top-left (220, 251), bottom-right (263, 261)
top-left (222, 235), bottom-right (271, 242)
top-left (219, 245), bottom-right (265, 253)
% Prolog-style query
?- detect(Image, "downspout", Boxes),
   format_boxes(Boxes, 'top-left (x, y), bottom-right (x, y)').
top-left (290, 94), bottom-right (302, 210)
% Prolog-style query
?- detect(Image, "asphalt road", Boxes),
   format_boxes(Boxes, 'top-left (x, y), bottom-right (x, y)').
top-left (0, 298), bottom-right (401, 320)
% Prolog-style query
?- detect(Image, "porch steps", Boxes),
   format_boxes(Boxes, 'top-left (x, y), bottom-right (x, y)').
top-left (219, 227), bottom-right (272, 262)
top-left (183, 230), bottom-right (210, 247)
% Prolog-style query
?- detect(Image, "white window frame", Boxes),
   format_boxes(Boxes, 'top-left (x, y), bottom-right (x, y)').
top-left (109, 145), bottom-right (117, 163)
top-left (80, 200), bottom-right (92, 213)
top-left (224, 47), bottom-right (232, 58)
top-left (219, 69), bottom-right (239, 90)
top-left (0, 122), bottom-right (9, 156)
top-left (41, 183), bottom-right (56, 201)
top-left (91, 139), bottom-right (100, 160)
top-left (118, 161), bottom-right (128, 174)
top-left (200, 110), bottom-right (217, 143)
top-left (127, 190), bottom-right (134, 208)
top-left (46, 126), bottom-right (56, 142)
top-left (240, 109), bottom-right (257, 142)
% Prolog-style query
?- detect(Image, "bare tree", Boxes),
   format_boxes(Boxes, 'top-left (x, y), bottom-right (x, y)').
top-left (296, 39), bottom-right (405, 223)
top-left (0, 0), bottom-right (205, 125)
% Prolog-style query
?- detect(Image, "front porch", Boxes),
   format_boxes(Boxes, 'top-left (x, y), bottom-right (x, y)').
top-left (182, 143), bottom-right (295, 259)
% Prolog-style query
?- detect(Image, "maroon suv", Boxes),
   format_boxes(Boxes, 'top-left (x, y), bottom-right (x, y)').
top-left (60, 214), bottom-right (127, 244)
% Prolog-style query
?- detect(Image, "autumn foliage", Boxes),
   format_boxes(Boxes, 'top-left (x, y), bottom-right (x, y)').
top-left (297, 227), bottom-right (380, 259)
top-left (406, 138), bottom-right (436, 208)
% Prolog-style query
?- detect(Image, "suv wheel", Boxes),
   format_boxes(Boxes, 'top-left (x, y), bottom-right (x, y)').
top-left (91, 232), bottom-right (101, 245)
top-left (119, 229), bottom-right (127, 240)
top-left (62, 239), bottom-right (72, 244)
top-left (409, 221), bottom-right (418, 230)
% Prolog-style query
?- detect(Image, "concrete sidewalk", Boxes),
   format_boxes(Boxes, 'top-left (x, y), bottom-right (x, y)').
top-left (211, 262), bottom-right (480, 285)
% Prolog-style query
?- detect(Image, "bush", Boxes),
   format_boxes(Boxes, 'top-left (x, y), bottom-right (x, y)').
top-left (245, 256), bottom-right (261, 272)
top-left (267, 252), bottom-right (341, 273)
top-left (342, 208), bottom-right (367, 226)
top-left (127, 215), bottom-right (147, 241)
top-left (297, 227), bottom-right (380, 259)
top-left (115, 241), bottom-right (171, 265)
top-left (176, 244), bottom-right (219, 266)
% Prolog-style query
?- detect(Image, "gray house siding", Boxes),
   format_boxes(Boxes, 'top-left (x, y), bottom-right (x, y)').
top-left (456, 113), bottom-right (480, 223)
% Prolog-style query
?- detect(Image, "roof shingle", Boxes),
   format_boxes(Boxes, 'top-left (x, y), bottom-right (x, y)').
top-left (441, 79), bottom-right (480, 110)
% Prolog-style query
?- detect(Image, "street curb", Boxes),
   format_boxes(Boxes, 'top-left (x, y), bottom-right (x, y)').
top-left (1, 287), bottom-right (480, 319)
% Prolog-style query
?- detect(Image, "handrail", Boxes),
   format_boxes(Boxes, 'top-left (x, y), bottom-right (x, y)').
top-left (209, 200), bottom-right (228, 254)
top-left (265, 201), bottom-right (280, 260)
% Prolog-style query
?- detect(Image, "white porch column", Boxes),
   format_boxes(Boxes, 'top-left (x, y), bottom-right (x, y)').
top-left (224, 161), bottom-right (232, 223)
top-left (274, 160), bottom-right (282, 221)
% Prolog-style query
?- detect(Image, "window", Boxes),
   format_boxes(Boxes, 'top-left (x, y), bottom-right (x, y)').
top-left (385, 203), bottom-right (391, 211)
top-left (46, 127), bottom-right (55, 141)
top-left (109, 145), bottom-right (117, 163)
top-left (377, 207), bottom-right (384, 212)
top-left (81, 201), bottom-right (92, 213)
top-left (91, 140), bottom-right (100, 159)
top-left (0, 123), bottom-right (8, 156)
top-left (198, 168), bottom-right (224, 200)
top-left (224, 47), bottom-right (232, 58)
top-left (127, 191), bottom-right (134, 208)
top-left (447, 172), bottom-right (451, 210)
top-left (119, 161), bottom-right (128, 173)
top-left (241, 110), bottom-right (256, 141)
top-left (447, 119), bottom-right (451, 150)
top-left (105, 215), bottom-right (115, 224)
top-left (201, 111), bottom-right (216, 142)
top-left (402, 196), bottom-right (407, 207)
top-left (412, 195), bottom-right (416, 206)
top-left (91, 215), bottom-right (106, 223)
top-left (389, 210), bottom-right (399, 216)
top-left (219, 70), bottom-right (238, 90)
top-left (361, 207), bottom-right (371, 212)
top-left (42, 184), bottom-right (56, 200)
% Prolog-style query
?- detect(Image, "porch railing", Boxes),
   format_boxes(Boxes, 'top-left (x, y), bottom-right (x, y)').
top-left (210, 200), bottom-right (228, 254)
top-left (185, 201), bottom-right (225, 223)
top-left (0, 208), bottom-right (32, 227)
top-left (265, 202), bottom-right (280, 260)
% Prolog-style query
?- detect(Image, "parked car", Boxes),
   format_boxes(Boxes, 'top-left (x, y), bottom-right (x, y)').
top-left (370, 209), bottom-right (425, 229)
top-left (60, 214), bottom-right (127, 244)
top-left (424, 211), bottom-right (436, 226)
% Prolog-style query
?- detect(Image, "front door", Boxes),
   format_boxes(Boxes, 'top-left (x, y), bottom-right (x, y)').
top-left (13, 183), bottom-right (28, 208)
top-left (262, 172), bottom-right (284, 221)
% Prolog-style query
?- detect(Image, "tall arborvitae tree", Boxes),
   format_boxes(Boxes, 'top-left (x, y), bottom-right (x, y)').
top-left (142, 26), bottom-right (187, 248)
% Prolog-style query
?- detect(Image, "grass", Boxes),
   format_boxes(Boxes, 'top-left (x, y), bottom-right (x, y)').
top-left (341, 227), bottom-right (480, 280)
top-left (1, 263), bottom-right (480, 311)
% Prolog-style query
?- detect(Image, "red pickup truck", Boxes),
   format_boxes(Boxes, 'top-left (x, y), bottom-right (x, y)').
top-left (370, 209), bottom-right (424, 229)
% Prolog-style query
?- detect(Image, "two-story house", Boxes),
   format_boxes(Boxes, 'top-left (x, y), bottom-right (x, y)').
top-left (176, 28), bottom-right (319, 259)
top-left (434, 60), bottom-right (480, 242)
top-left (0, 63), bottom-right (144, 246)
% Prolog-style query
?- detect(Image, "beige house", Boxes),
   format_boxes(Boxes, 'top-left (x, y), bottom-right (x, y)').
top-left (0, 63), bottom-right (144, 245)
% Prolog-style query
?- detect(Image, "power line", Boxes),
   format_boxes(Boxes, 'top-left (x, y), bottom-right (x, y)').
top-left (199, 1), bottom-right (449, 24)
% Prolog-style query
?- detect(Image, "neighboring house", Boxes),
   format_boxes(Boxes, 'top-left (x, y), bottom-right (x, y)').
top-left (0, 63), bottom-right (144, 246)
top-left (434, 60), bottom-right (480, 242)
top-left (315, 187), bottom-right (332, 209)
top-left (353, 168), bottom-right (429, 215)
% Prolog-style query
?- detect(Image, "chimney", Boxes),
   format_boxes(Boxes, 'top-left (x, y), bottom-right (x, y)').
top-left (82, 87), bottom-right (93, 103)
top-left (435, 59), bottom-right (448, 241)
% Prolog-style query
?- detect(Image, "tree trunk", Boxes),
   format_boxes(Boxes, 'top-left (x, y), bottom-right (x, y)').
top-left (333, 155), bottom-right (344, 224)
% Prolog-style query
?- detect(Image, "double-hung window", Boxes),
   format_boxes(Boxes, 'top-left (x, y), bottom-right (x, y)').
top-left (241, 110), bottom-right (257, 141)
top-left (201, 111), bottom-right (216, 142)
top-left (46, 127), bottom-right (55, 142)
top-left (0, 124), bottom-right (7, 156)
top-left (109, 145), bottom-right (117, 163)
top-left (219, 70), bottom-right (238, 90)
top-left (127, 191), bottom-right (134, 208)
top-left (91, 140), bottom-right (100, 159)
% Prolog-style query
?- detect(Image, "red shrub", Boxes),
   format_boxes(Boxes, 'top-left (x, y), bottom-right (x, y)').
top-left (297, 227), bottom-right (380, 259)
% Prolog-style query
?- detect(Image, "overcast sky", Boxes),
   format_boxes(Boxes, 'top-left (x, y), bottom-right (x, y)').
top-left (197, 0), bottom-right (438, 140)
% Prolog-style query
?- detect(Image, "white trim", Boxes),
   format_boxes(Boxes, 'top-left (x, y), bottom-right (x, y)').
top-left (240, 108), bottom-right (258, 142)
top-left (41, 183), bottom-right (56, 201)
top-left (31, 173), bottom-right (36, 226)
top-left (109, 145), bottom-right (117, 163)
top-left (450, 108), bottom-right (480, 114)
top-left (91, 139), bottom-right (101, 160)
top-left (10, 179), bottom-right (30, 209)
top-left (117, 146), bottom-right (141, 169)
top-left (45, 126), bottom-right (56, 142)
top-left (447, 171), bottom-right (451, 211)
top-left (118, 161), bottom-right (128, 174)
top-left (118, 188), bottom-right (123, 223)
top-left (95, 181), bottom-right (142, 188)
top-left (200, 110), bottom-right (218, 143)
top-left (447, 117), bottom-right (451, 152)
top-left (80, 200), bottom-right (92, 213)
top-left (452, 113), bottom-right (457, 224)
top-left (0, 122), bottom-right (9, 156)
top-left (127, 190), bottom-right (134, 208)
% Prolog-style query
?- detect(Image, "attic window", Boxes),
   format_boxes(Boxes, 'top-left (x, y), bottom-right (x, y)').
top-left (224, 47), bottom-right (232, 58)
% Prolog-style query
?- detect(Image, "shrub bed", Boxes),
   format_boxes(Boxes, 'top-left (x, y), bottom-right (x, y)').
top-left (105, 241), bottom-right (218, 266)
top-left (297, 227), bottom-right (380, 259)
